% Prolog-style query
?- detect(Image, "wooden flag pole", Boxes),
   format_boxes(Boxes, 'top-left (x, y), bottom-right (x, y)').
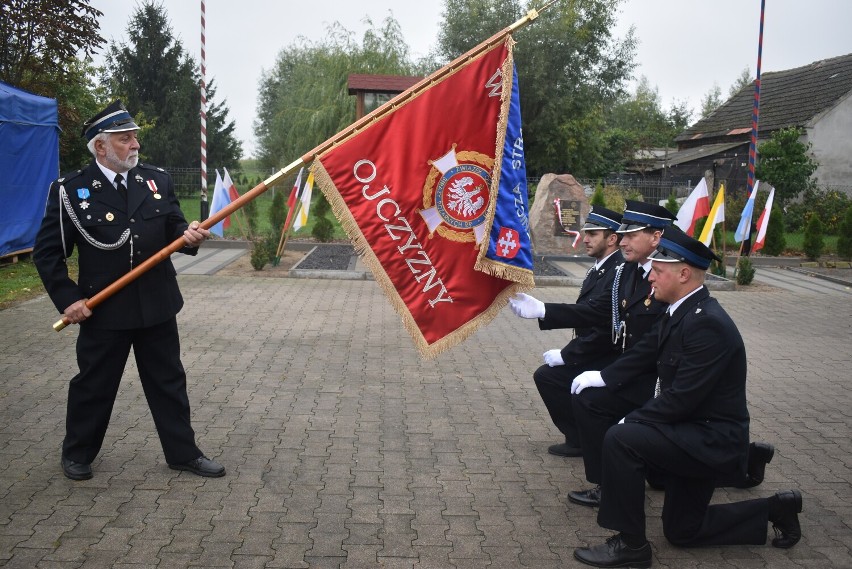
top-left (52, 158), bottom-right (303, 331)
top-left (52, 1), bottom-right (555, 331)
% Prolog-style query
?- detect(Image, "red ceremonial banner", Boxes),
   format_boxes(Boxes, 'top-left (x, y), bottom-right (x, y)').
top-left (312, 38), bottom-right (529, 358)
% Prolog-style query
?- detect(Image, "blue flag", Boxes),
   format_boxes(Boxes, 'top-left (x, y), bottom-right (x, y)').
top-left (477, 64), bottom-right (534, 284)
top-left (735, 181), bottom-right (759, 243)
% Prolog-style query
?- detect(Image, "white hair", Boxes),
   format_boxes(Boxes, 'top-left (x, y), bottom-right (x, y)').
top-left (87, 132), bottom-right (111, 157)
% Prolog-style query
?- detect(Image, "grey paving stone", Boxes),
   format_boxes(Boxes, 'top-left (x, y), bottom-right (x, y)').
top-left (2, 273), bottom-right (850, 567)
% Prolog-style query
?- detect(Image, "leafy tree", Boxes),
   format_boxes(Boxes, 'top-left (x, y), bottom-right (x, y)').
top-left (802, 215), bottom-right (825, 260)
top-left (837, 206), bottom-right (852, 260)
top-left (435, 0), bottom-right (636, 177)
top-left (0, 0), bottom-right (106, 170)
top-left (255, 17), bottom-right (415, 168)
top-left (700, 83), bottom-right (722, 119)
top-left (728, 67), bottom-right (753, 97)
top-left (755, 127), bottom-right (818, 207)
top-left (102, 1), bottom-right (241, 168)
top-left (762, 206), bottom-right (786, 256)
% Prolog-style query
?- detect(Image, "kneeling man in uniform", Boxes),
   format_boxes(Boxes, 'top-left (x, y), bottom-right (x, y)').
top-left (571, 227), bottom-right (802, 568)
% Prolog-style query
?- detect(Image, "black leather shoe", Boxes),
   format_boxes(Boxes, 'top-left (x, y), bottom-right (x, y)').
top-left (574, 534), bottom-right (652, 568)
top-left (61, 457), bottom-right (92, 480)
top-left (769, 489), bottom-right (802, 549)
top-left (548, 442), bottom-right (582, 457)
top-left (569, 485), bottom-right (601, 507)
top-left (169, 455), bottom-right (225, 477)
top-left (735, 442), bottom-right (775, 489)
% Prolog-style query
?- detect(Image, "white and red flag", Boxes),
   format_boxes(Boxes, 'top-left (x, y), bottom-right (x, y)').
top-left (675, 178), bottom-right (710, 236)
top-left (753, 187), bottom-right (775, 252)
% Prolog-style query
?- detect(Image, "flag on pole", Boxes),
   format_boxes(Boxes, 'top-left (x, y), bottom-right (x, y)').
top-left (292, 171), bottom-right (314, 231)
top-left (674, 178), bottom-right (710, 236)
top-left (283, 167), bottom-right (304, 232)
top-left (208, 169), bottom-right (230, 237)
top-left (223, 167), bottom-right (241, 202)
top-left (735, 180), bottom-right (760, 243)
top-left (698, 184), bottom-right (725, 246)
top-left (753, 187), bottom-right (775, 252)
top-left (310, 37), bottom-right (533, 358)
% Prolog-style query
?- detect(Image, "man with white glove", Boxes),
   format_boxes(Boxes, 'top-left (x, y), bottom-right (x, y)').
top-left (507, 207), bottom-right (623, 457)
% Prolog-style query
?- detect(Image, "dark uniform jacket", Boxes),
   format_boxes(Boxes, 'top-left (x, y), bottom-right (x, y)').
top-left (615, 261), bottom-right (667, 351)
top-left (34, 160), bottom-right (198, 330)
top-left (602, 287), bottom-right (750, 477)
top-left (538, 250), bottom-right (623, 366)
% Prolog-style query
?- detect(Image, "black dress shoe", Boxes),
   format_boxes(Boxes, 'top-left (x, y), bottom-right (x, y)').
top-left (569, 485), bottom-right (601, 507)
top-left (548, 442), bottom-right (582, 457)
top-left (735, 442), bottom-right (775, 489)
top-left (574, 534), bottom-right (652, 568)
top-left (61, 457), bottom-right (93, 480)
top-left (769, 489), bottom-right (802, 549)
top-left (169, 455), bottom-right (225, 477)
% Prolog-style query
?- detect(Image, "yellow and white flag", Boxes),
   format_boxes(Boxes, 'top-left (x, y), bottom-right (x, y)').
top-left (293, 171), bottom-right (314, 231)
top-left (698, 184), bottom-right (725, 246)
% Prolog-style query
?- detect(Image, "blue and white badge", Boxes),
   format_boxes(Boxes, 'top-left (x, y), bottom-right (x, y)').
top-left (77, 188), bottom-right (91, 199)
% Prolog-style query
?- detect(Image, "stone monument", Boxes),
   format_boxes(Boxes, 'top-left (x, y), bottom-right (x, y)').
top-left (528, 173), bottom-right (591, 256)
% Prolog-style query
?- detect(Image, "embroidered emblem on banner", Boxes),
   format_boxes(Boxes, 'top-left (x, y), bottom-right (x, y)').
top-left (420, 146), bottom-right (493, 244)
top-left (495, 227), bottom-right (520, 259)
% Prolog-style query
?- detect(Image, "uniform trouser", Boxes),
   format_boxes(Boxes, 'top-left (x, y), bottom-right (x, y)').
top-left (532, 363), bottom-right (592, 445)
top-left (597, 422), bottom-right (769, 546)
top-left (573, 386), bottom-right (640, 483)
top-left (62, 317), bottom-right (201, 465)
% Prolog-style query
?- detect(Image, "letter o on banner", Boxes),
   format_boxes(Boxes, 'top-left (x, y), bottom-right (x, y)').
top-left (354, 159), bottom-right (376, 183)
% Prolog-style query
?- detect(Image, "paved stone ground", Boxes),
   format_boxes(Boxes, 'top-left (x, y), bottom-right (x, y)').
top-left (1, 269), bottom-right (851, 567)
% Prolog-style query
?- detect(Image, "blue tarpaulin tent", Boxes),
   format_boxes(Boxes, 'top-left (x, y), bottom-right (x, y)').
top-left (0, 81), bottom-right (59, 257)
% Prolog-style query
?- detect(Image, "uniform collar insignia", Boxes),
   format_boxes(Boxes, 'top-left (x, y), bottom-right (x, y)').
top-left (135, 174), bottom-right (144, 183)
top-left (91, 179), bottom-right (102, 189)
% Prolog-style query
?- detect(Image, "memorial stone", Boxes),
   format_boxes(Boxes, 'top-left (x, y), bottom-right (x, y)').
top-left (528, 173), bottom-right (591, 255)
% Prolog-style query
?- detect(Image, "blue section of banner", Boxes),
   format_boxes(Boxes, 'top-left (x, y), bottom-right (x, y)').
top-left (484, 66), bottom-right (533, 271)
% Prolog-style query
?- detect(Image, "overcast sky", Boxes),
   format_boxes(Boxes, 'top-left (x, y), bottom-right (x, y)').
top-left (89, 0), bottom-right (852, 161)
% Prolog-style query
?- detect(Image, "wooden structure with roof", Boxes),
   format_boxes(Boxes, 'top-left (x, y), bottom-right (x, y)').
top-left (347, 74), bottom-right (423, 120)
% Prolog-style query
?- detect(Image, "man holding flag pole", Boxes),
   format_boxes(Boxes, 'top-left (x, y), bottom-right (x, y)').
top-left (44, 4), bottom-right (556, 361)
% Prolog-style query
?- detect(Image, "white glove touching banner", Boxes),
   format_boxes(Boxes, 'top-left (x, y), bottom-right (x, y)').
top-left (571, 370), bottom-right (605, 394)
top-left (508, 293), bottom-right (545, 319)
top-left (543, 349), bottom-right (564, 367)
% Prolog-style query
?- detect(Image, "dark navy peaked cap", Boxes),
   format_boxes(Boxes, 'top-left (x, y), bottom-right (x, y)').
top-left (617, 200), bottom-right (676, 233)
top-left (649, 225), bottom-right (722, 270)
top-left (82, 100), bottom-right (140, 141)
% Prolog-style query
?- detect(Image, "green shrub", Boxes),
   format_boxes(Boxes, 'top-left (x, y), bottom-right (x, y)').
top-left (311, 217), bottom-right (335, 242)
top-left (762, 206), bottom-right (786, 256)
top-left (664, 192), bottom-right (678, 216)
top-left (736, 257), bottom-right (755, 285)
top-left (837, 206), bottom-right (852, 260)
top-left (783, 187), bottom-right (851, 234)
top-left (803, 215), bottom-right (825, 260)
top-left (590, 183), bottom-right (606, 207)
top-left (249, 238), bottom-right (270, 270)
top-left (269, 189), bottom-right (286, 235)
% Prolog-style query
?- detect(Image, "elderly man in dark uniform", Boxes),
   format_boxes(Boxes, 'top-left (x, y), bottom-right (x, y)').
top-left (508, 206), bottom-right (624, 456)
top-left (572, 227), bottom-right (802, 568)
top-left (33, 101), bottom-right (225, 480)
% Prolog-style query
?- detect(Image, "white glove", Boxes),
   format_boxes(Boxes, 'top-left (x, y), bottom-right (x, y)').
top-left (571, 370), bottom-right (605, 394)
top-left (543, 349), bottom-right (564, 367)
top-left (509, 293), bottom-right (545, 319)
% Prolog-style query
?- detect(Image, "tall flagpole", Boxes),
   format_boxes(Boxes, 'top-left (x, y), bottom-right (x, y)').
top-left (199, 0), bottom-right (209, 220)
top-left (747, 0), bottom-right (765, 201)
